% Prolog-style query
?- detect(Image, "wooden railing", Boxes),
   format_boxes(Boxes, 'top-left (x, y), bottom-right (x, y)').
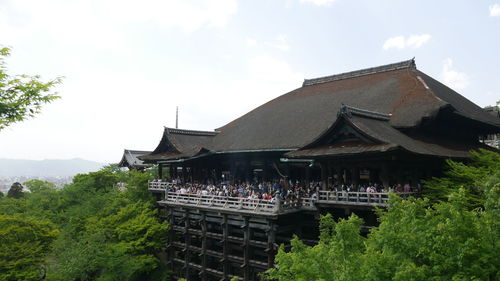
top-left (150, 182), bottom-right (417, 213)
top-left (163, 192), bottom-right (281, 214)
top-left (317, 191), bottom-right (416, 207)
top-left (148, 181), bottom-right (172, 190)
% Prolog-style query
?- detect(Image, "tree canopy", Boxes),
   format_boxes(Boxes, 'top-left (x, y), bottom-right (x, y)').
top-left (266, 150), bottom-right (500, 281)
top-left (0, 46), bottom-right (61, 130)
top-left (0, 167), bottom-right (169, 281)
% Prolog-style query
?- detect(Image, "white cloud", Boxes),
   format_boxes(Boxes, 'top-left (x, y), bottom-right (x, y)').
top-left (489, 4), bottom-right (500, 17)
top-left (383, 36), bottom-right (406, 50)
top-left (383, 34), bottom-right (431, 50)
top-left (406, 34), bottom-right (432, 48)
top-left (441, 58), bottom-right (470, 90)
top-left (300, 0), bottom-right (336, 6)
top-left (245, 37), bottom-right (257, 47)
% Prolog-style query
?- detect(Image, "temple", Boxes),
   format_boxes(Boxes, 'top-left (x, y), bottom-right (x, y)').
top-left (138, 59), bottom-right (499, 280)
top-left (118, 149), bottom-right (151, 170)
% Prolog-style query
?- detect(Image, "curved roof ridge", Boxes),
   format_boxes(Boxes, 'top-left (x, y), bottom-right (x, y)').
top-left (303, 58), bottom-right (416, 86)
top-left (339, 104), bottom-right (392, 121)
top-left (165, 127), bottom-right (219, 136)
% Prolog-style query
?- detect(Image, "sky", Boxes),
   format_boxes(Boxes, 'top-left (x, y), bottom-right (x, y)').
top-left (0, 0), bottom-right (499, 163)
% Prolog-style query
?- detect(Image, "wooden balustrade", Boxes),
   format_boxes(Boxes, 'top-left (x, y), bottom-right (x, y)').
top-left (317, 191), bottom-right (416, 207)
top-left (151, 181), bottom-right (417, 213)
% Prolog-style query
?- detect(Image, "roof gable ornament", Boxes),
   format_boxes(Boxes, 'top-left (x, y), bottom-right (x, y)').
top-left (338, 104), bottom-right (392, 121)
top-left (303, 58), bottom-right (416, 86)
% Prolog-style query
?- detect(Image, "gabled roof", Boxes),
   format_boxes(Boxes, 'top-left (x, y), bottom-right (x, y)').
top-left (286, 105), bottom-right (494, 159)
top-left (211, 59), bottom-right (499, 153)
top-left (118, 149), bottom-right (151, 169)
top-left (143, 59), bottom-right (500, 162)
top-left (140, 127), bottom-right (216, 162)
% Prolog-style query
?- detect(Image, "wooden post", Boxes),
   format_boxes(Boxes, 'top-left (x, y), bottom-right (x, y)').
top-left (200, 212), bottom-right (207, 281)
top-left (184, 210), bottom-right (190, 280)
top-left (320, 161), bottom-right (327, 190)
top-left (167, 208), bottom-right (175, 273)
top-left (266, 221), bottom-right (276, 268)
top-left (158, 164), bottom-right (163, 179)
top-left (352, 167), bottom-right (360, 188)
top-left (243, 217), bottom-right (250, 281)
top-left (222, 214), bottom-right (229, 279)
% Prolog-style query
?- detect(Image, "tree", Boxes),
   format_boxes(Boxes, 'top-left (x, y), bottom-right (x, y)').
top-left (0, 214), bottom-right (59, 281)
top-left (0, 191), bottom-right (4, 199)
top-left (265, 159), bottom-right (500, 281)
top-left (24, 179), bottom-right (56, 193)
top-left (423, 148), bottom-right (500, 208)
top-left (7, 182), bottom-right (24, 198)
top-left (0, 46), bottom-right (61, 130)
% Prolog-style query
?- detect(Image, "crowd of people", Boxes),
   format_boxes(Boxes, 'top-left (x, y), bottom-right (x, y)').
top-left (152, 178), bottom-right (421, 202)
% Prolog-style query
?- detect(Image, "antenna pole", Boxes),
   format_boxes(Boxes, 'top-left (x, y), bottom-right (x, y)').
top-left (176, 106), bottom-right (178, 129)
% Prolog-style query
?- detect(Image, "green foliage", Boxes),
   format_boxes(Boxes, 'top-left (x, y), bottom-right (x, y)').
top-left (7, 182), bottom-right (24, 198)
top-left (266, 163), bottom-right (500, 281)
top-left (0, 191), bottom-right (4, 198)
top-left (423, 149), bottom-right (500, 208)
top-left (0, 214), bottom-right (59, 281)
top-left (0, 46), bottom-right (62, 130)
top-left (24, 179), bottom-right (56, 193)
top-left (0, 167), bottom-right (169, 281)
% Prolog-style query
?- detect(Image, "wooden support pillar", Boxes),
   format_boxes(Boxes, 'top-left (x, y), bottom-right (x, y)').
top-left (222, 214), bottom-right (229, 280)
top-left (158, 164), bottom-right (163, 179)
top-left (352, 167), bottom-right (360, 188)
top-left (320, 161), bottom-right (327, 190)
top-left (335, 167), bottom-right (343, 185)
top-left (200, 212), bottom-right (207, 281)
top-left (262, 161), bottom-right (269, 182)
top-left (184, 210), bottom-right (190, 280)
top-left (167, 208), bottom-right (175, 271)
top-left (380, 163), bottom-right (389, 188)
top-left (266, 221), bottom-right (276, 268)
top-left (230, 161), bottom-right (237, 184)
top-left (169, 164), bottom-right (174, 180)
top-left (305, 164), bottom-right (311, 187)
top-left (243, 217), bottom-right (250, 281)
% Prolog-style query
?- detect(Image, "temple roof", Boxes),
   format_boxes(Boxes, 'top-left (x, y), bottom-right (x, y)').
top-left (286, 106), bottom-right (495, 159)
top-left (140, 127), bottom-right (216, 162)
top-left (142, 59), bottom-right (500, 162)
top-left (210, 59), bottom-right (499, 152)
top-left (118, 149), bottom-right (151, 169)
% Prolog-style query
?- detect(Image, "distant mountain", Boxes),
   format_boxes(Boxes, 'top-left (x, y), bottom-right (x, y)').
top-left (0, 158), bottom-right (106, 177)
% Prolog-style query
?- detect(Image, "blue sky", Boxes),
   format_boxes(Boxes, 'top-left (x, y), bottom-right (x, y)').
top-left (0, 0), bottom-right (499, 163)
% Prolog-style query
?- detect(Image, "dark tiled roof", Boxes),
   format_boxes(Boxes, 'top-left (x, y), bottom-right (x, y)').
top-left (118, 149), bottom-right (151, 169)
top-left (303, 59), bottom-right (416, 86)
top-left (144, 59), bottom-right (500, 161)
top-left (287, 113), bottom-right (494, 159)
top-left (211, 60), bottom-right (499, 152)
top-left (140, 127), bottom-right (216, 162)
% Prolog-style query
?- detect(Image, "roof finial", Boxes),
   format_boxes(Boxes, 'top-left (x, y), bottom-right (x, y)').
top-left (176, 106), bottom-right (178, 129)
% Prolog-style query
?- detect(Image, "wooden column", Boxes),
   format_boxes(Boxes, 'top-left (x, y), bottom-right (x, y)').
top-left (320, 161), bottom-right (327, 189)
top-left (266, 221), bottom-right (276, 268)
top-left (243, 217), bottom-right (250, 281)
top-left (169, 164), bottom-right (174, 180)
top-left (352, 167), bottom-right (360, 188)
top-left (380, 163), bottom-right (389, 188)
top-left (184, 210), bottom-right (190, 280)
top-left (158, 164), bottom-right (163, 179)
top-left (200, 212), bottom-right (207, 281)
top-left (222, 214), bottom-right (229, 279)
top-left (167, 208), bottom-right (175, 271)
